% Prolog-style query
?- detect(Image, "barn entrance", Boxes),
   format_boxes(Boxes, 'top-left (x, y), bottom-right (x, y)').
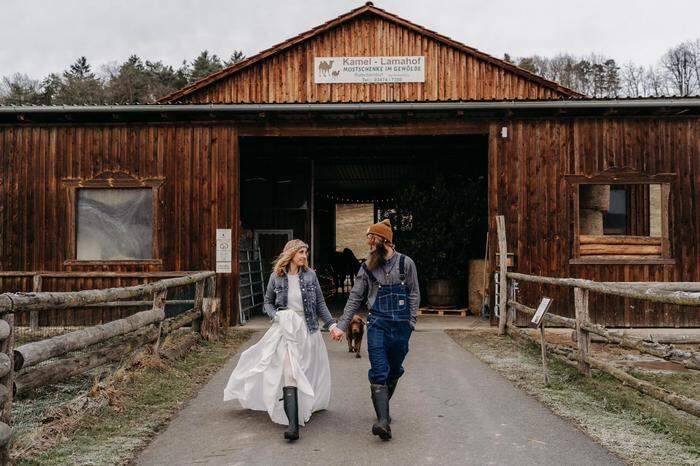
top-left (239, 134), bottom-right (489, 316)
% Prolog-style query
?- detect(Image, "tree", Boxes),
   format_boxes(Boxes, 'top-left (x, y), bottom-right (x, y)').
top-left (189, 50), bottom-right (224, 83)
top-left (55, 56), bottom-right (105, 104)
top-left (0, 73), bottom-right (43, 104)
top-left (225, 50), bottom-right (246, 66)
top-left (40, 73), bottom-right (63, 104)
top-left (661, 42), bottom-right (697, 96)
top-left (621, 62), bottom-right (644, 97)
top-left (104, 55), bottom-right (151, 103)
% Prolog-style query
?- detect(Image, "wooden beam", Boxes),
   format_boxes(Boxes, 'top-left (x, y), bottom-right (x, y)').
top-left (30, 274), bottom-right (42, 331)
top-left (507, 300), bottom-right (576, 329)
top-left (580, 244), bottom-right (662, 255)
top-left (15, 325), bottom-right (159, 395)
top-left (574, 288), bottom-right (591, 377)
top-left (507, 323), bottom-right (700, 418)
top-left (579, 235), bottom-right (662, 245)
top-left (4, 272), bottom-right (214, 312)
top-left (0, 313), bottom-right (13, 462)
top-left (192, 281), bottom-right (205, 335)
top-left (162, 308), bottom-right (200, 335)
top-left (496, 215), bottom-right (508, 336)
top-left (14, 307), bottom-right (165, 370)
top-left (580, 321), bottom-right (700, 371)
top-left (506, 272), bottom-right (700, 306)
top-left (201, 298), bottom-right (220, 342)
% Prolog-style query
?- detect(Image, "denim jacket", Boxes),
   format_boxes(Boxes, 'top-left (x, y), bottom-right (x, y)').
top-left (263, 267), bottom-right (335, 333)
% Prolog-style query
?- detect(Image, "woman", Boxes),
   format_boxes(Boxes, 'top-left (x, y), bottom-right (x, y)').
top-left (224, 239), bottom-right (336, 441)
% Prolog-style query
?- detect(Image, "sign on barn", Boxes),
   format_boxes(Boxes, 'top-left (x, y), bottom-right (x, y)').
top-left (314, 56), bottom-right (425, 83)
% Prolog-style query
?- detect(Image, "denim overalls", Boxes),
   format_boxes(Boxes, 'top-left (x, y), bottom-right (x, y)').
top-left (364, 254), bottom-right (413, 385)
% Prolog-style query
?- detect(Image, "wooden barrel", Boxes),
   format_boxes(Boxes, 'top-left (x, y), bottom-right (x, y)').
top-left (426, 279), bottom-right (458, 308)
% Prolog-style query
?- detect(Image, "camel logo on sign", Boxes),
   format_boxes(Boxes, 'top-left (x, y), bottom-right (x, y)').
top-left (318, 60), bottom-right (335, 77)
top-left (314, 56), bottom-right (425, 84)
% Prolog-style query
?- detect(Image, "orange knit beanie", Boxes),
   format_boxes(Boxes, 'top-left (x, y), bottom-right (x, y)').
top-left (367, 219), bottom-right (393, 244)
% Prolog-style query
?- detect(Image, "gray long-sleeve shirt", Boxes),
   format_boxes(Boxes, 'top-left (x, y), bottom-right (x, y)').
top-left (337, 251), bottom-right (420, 332)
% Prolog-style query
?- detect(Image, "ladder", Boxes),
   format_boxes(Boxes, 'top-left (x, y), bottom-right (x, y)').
top-left (238, 248), bottom-right (265, 324)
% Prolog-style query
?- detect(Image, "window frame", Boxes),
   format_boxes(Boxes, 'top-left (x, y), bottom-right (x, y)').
top-left (63, 172), bottom-right (164, 265)
top-left (566, 169), bottom-right (674, 265)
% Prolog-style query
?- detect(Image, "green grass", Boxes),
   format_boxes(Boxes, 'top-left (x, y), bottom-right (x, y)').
top-left (446, 329), bottom-right (700, 466)
top-left (13, 329), bottom-right (254, 466)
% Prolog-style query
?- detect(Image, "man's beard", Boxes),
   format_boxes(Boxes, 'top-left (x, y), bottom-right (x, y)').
top-left (366, 242), bottom-right (389, 271)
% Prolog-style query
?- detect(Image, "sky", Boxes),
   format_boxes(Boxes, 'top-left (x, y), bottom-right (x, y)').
top-left (2, 0), bottom-right (699, 79)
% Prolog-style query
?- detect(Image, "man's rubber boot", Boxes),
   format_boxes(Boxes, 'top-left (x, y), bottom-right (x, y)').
top-left (370, 384), bottom-right (392, 440)
top-left (387, 378), bottom-right (399, 400)
top-left (283, 386), bottom-right (299, 441)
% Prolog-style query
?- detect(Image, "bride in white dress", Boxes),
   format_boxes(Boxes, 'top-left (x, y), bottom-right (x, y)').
top-left (224, 239), bottom-right (337, 441)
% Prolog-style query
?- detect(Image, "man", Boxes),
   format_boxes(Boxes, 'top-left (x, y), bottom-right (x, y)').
top-left (330, 219), bottom-right (419, 441)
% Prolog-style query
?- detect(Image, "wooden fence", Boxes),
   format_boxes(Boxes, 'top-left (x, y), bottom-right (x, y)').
top-left (494, 215), bottom-right (700, 419)
top-left (0, 271), bottom-right (219, 462)
top-left (0, 271), bottom-right (212, 328)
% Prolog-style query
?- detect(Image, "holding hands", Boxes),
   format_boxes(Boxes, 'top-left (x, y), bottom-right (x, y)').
top-left (330, 326), bottom-right (345, 342)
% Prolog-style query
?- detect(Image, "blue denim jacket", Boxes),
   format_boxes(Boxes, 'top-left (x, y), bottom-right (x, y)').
top-left (263, 267), bottom-right (335, 333)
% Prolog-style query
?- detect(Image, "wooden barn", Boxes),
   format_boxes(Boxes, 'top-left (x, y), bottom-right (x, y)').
top-left (0, 3), bottom-right (698, 328)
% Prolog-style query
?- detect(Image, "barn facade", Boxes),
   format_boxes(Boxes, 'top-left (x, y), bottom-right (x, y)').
top-left (1, 3), bottom-right (699, 327)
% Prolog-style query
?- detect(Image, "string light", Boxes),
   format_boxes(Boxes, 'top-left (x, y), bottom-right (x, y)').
top-left (315, 192), bottom-right (395, 204)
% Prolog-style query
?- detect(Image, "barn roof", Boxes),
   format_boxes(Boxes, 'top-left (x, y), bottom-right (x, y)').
top-left (157, 2), bottom-right (584, 103)
top-left (2, 97), bottom-right (700, 124)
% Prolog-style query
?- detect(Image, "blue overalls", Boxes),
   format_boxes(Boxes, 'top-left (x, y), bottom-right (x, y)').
top-left (364, 254), bottom-right (413, 385)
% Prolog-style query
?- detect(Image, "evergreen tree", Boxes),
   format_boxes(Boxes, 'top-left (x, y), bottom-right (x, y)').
top-left (55, 56), bottom-right (105, 104)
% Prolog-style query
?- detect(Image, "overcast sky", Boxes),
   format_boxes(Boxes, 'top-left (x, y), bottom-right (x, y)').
top-left (2, 0), bottom-right (699, 79)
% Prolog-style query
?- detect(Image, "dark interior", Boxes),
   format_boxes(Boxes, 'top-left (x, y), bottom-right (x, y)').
top-left (240, 135), bottom-right (489, 310)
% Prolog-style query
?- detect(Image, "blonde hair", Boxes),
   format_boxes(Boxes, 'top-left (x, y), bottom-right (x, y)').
top-left (273, 239), bottom-right (309, 276)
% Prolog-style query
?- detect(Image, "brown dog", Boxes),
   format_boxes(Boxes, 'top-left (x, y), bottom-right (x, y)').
top-left (347, 315), bottom-right (365, 358)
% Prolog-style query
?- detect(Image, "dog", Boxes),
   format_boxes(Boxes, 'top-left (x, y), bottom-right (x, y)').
top-left (347, 315), bottom-right (365, 358)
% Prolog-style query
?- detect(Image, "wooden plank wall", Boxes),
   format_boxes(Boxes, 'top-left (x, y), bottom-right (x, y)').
top-left (0, 124), bottom-right (238, 326)
top-left (177, 15), bottom-right (565, 104)
top-left (489, 117), bottom-right (700, 327)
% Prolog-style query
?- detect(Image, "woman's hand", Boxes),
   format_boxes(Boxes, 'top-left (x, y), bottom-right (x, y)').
top-left (330, 326), bottom-right (345, 341)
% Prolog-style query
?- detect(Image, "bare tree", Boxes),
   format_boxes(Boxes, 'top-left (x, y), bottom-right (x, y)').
top-left (642, 65), bottom-right (669, 97)
top-left (0, 73), bottom-right (43, 104)
top-left (661, 42), bottom-right (697, 96)
top-left (621, 62), bottom-right (644, 97)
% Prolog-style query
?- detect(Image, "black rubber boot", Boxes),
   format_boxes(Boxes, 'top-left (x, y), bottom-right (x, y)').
top-left (370, 384), bottom-right (392, 440)
top-left (283, 386), bottom-right (299, 441)
top-left (387, 378), bottom-right (399, 400)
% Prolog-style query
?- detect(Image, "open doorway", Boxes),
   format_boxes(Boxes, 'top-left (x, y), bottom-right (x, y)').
top-left (239, 134), bottom-right (488, 317)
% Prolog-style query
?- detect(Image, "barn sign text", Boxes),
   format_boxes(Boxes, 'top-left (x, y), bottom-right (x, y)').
top-left (314, 56), bottom-right (425, 83)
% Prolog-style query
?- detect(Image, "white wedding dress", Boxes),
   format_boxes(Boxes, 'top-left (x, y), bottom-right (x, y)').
top-left (223, 275), bottom-right (331, 425)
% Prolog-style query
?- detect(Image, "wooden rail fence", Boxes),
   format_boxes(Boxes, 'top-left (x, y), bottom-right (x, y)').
top-left (0, 271), bottom-right (213, 330)
top-left (0, 271), bottom-right (220, 462)
top-left (494, 215), bottom-right (700, 419)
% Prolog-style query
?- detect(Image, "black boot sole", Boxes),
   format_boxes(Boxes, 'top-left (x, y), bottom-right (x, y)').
top-left (284, 431), bottom-right (299, 441)
top-left (372, 423), bottom-right (392, 440)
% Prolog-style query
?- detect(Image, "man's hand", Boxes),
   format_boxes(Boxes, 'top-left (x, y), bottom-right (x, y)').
top-left (330, 326), bottom-right (345, 342)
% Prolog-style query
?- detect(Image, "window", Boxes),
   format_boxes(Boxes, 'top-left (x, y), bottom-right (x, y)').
top-left (568, 171), bottom-right (673, 264)
top-left (77, 189), bottom-right (153, 260)
top-left (64, 173), bottom-right (163, 264)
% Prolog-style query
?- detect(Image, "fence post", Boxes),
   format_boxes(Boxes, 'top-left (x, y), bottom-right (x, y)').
top-left (30, 274), bottom-right (42, 331)
top-left (539, 321), bottom-right (549, 386)
top-left (192, 280), bottom-right (205, 334)
top-left (496, 215), bottom-right (508, 336)
top-left (152, 290), bottom-right (167, 355)
top-left (574, 287), bottom-right (591, 376)
top-left (201, 298), bottom-right (220, 342)
top-left (0, 312), bottom-right (14, 464)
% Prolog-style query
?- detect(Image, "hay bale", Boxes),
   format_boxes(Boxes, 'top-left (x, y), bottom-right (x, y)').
top-left (580, 208), bottom-right (604, 235)
top-left (468, 260), bottom-right (485, 312)
top-left (580, 185), bottom-right (610, 211)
